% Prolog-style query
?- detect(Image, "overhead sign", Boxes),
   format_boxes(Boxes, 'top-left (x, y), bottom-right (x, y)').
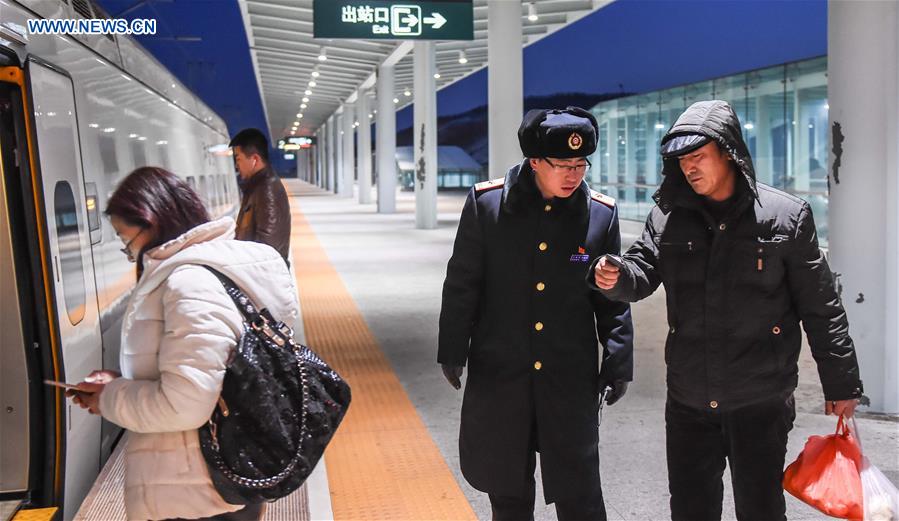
top-left (278, 136), bottom-right (316, 150)
top-left (313, 0), bottom-right (473, 40)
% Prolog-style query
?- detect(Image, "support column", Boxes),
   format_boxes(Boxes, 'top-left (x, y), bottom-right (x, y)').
top-left (377, 63), bottom-right (397, 213)
top-left (334, 113), bottom-right (344, 194)
top-left (327, 116), bottom-right (337, 192)
top-left (293, 149), bottom-right (309, 181)
top-left (358, 91), bottom-right (373, 204)
top-left (341, 103), bottom-right (356, 198)
top-left (488, 0), bottom-right (523, 179)
top-left (828, 0), bottom-right (899, 414)
top-left (413, 41), bottom-right (438, 229)
top-left (316, 129), bottom-right (324, 187)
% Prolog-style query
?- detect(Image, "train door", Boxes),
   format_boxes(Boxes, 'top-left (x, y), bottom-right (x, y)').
top-left (27, 60), bottom-right (104, 519)
top-left (0, 74), bottom-right (33, 519)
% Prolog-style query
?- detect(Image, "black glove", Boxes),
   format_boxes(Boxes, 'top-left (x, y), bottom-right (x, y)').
top-left (599, 379), bottom-right (629, 406)
top-left (441, 364), bottom-right (463, 390)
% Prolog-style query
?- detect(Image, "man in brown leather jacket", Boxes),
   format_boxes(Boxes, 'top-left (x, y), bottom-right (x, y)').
top-left (230, 128), bottom-right (291, 264)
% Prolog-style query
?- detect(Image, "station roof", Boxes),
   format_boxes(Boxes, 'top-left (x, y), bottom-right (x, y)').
top-left (241, 0), bottom-right (611, 139)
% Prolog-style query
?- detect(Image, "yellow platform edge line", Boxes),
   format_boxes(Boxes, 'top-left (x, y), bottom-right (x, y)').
top-left (12, 507), bottom-right (58, 521)
top-left (287, 183), bottom-right (477, 520)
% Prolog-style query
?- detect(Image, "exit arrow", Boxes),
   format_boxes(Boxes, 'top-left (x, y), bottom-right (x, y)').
top-left (402, 14), bottom-right (419, 27)
top-left (423, 12), bottom-right (447, 29)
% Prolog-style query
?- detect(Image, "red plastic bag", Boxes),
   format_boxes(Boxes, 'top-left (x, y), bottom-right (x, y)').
top-left (784, 415), bottom-right (864, 520)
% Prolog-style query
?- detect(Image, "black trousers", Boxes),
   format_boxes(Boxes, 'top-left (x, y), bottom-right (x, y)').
top-left (666, 394), bottom-right (796, 521)
top-left (488, 429), bottom-right (607, 521)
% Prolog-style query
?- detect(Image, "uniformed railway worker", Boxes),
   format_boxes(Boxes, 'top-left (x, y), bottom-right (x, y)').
top-left (438, 107), bottom-right (634, 520)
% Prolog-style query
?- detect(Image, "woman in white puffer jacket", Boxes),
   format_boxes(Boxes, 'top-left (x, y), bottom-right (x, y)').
top-left (69, 167), bottom-right (299, 521)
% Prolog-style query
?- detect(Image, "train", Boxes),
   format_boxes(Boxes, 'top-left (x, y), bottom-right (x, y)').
top-left (1, 0), bottom-right (238, 518)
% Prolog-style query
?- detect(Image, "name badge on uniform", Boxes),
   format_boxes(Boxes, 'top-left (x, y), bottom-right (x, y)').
top-left (570, 246), bottom-right (589, 263)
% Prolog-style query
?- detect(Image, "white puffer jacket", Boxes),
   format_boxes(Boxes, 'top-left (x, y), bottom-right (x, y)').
top-left (99, 217), bottom-right (300, 521)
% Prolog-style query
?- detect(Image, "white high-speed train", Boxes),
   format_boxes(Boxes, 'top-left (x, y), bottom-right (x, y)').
top-left (1, 1), bottom-right (239, 518)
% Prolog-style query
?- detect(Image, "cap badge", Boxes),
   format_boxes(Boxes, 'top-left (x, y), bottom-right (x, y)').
top-left (568, 132), bottom-right (583, 150)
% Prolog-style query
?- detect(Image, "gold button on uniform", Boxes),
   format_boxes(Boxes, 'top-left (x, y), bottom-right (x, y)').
top-left (710, 400), bottom-right (719, 409)
top-left (772, 326), bottom-right (782, 335)
top-left (719, 223), bottom-right (727, 231)
top-left (544, 204), bottom-right (552, 212)
top-left (534, 361), bottom-right (542, 370)
top-left (538, 242), bottom-right (548, 251)
top-left (536, 282), bottom-right (545, 291)
top-left (534, 322), bottom-right (544, 331)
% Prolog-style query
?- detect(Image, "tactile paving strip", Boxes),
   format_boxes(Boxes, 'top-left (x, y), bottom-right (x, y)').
top-left (288, 185), bottom-right (477, 520)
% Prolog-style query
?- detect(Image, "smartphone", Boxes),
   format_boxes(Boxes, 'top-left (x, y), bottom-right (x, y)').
top-left (43, 379), bottom-right (81, 391)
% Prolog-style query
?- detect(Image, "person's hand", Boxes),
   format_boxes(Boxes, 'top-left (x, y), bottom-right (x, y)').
top-left (600, 379), bottom-right (629, 406)
top-left (826, 399), bottom-right (858, 418)
top-left (65, 381), bottom-right (106, 415)
top-left (84, 369), bottom-right (120, 384)
top-left (594, 255), bottom-right (621, 290)
top-left (441, 364), bottom-right (464, 390)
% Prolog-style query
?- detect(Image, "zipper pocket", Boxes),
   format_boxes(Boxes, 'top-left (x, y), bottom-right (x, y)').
top-left (660, 240), bottom-right (694, 251)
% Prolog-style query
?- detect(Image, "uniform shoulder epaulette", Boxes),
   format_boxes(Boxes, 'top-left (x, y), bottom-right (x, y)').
top-left (474, 178), bottom-right (504, 194)
top-left (590, 190), bottom-right (616, 208)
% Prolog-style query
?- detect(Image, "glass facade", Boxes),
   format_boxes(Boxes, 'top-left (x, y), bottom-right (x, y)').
top-left (587, 56), bottom-right (830, 245)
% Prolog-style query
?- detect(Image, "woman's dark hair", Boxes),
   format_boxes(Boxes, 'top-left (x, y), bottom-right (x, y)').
top-left (105, 167), bottom-right (209, 276)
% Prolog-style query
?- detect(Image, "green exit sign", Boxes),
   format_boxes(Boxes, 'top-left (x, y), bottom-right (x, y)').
top-left (313, 0), bottom-right (474, 40)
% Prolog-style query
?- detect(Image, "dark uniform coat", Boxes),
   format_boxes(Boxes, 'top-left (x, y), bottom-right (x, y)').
top-left (438, 161), bottom-right (634, 502)
top-left (591, 100), bottom-right (862, 412)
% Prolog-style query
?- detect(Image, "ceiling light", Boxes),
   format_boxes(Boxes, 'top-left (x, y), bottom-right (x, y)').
top-left (433, 73), bottom-right (441, 79)
top-left (302, 97), bottom-right (309, 103)
top-left (527, 2), bottom-right (538, 22)
top-left (294, 121), bottom-right (300, 125)
top-left (296, 113), bottom-right (302, 117)
top-left (458, 51), bottom-right (468, 64)
top-left (311, 70), bottom-right (320, 78)
top-left (318, 48), bottom-right (327, 61)
top-left (393, 98), bottom-right (399, 103)
top-left (744, 122), bottom-right (754, 130)
top-left (298, 114), bottom-right (304, 118)
top-left (368, 113), bottom-right (373, 119)
top-left (404, 89), bottom-right (411, 97)
top-left (304, 90), bottom-right (312, 96)
top-left (308, 81), bottom-right (317, 87)
top-left (301, 104), bottom-right (307, 109)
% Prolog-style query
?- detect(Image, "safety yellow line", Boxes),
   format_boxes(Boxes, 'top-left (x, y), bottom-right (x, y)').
top-left (288, 185), bottom-right (476, 520)
top-left (12, 507), bottom-right (57, 521)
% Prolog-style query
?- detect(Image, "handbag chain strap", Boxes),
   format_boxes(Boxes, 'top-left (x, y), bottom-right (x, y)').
top-left (202, 266), bottom-right (310, 489)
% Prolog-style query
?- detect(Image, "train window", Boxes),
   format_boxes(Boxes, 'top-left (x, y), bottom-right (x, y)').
top-left (98, 135), bottom-right (119, 175)
top-left (186, 176), bottom-right (197, 190)
top-left (130, 140), bottom-right (147, 169)
top-left (53, 181), bottom-right (86, 325)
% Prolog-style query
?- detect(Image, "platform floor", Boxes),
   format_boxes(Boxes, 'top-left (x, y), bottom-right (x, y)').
top-left (287, 181), bottom-right (898, 521)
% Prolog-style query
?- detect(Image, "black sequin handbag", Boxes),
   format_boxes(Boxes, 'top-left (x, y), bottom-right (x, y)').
top-left (197, 267), bottom-right (351, 504)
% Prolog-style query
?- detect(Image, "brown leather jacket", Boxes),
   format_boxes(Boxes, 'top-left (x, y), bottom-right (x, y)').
top-left (235, 166), bottom-right (291, 263)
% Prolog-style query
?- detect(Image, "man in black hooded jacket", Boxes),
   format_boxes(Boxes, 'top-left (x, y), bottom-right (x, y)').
top-left (590, 100), bottom-right (863, 521)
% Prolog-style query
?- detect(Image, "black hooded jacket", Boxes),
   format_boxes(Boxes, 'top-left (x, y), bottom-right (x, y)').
top-left (590, 100), bottom-right (863, 411)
